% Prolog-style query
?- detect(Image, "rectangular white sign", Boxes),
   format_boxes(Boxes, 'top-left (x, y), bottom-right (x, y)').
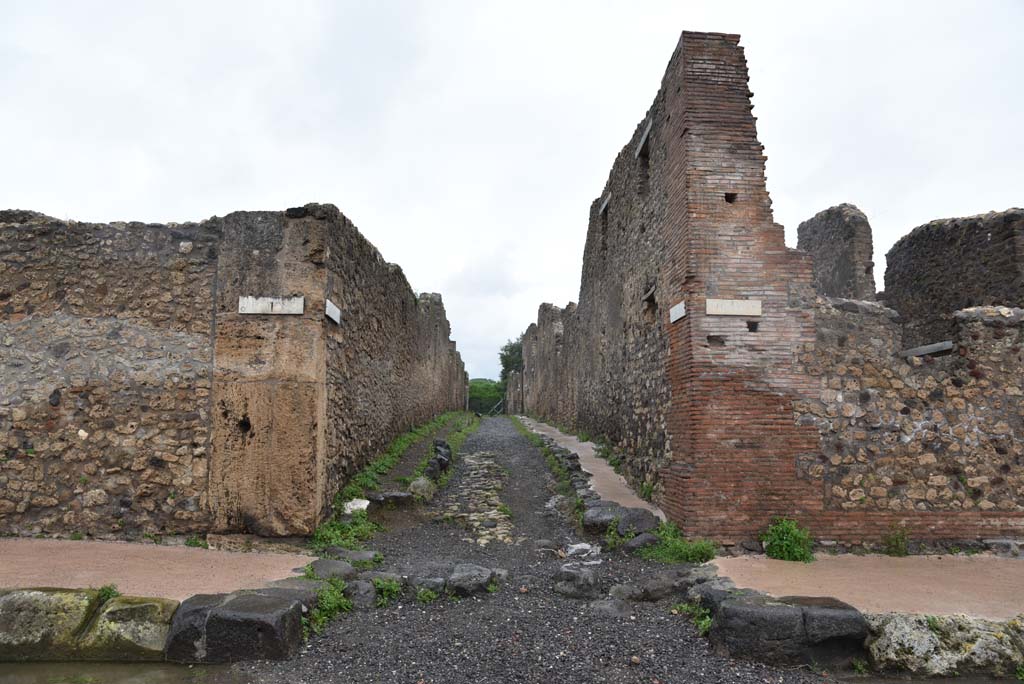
top-left (325, 299), bottom-right (341, 324)
top-left (706, 298), bottom-right (761, 317)
top-left (669, 301), bottom-right (687, 323)
top-left (238, 296), bottom-right (305, 315)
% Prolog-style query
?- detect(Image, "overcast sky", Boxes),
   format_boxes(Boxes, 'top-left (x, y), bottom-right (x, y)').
top-left (2, 1), bottom-right (1021, 379)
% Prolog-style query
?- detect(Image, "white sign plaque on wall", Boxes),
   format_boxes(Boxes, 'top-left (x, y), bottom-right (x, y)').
top-left (706, 298), bottom-right (762, 317)
top-left (325, 299), bottom-right (341, 324)
top-left (238, 296), bottom-right (305, 315)
top-left (669, 301), bottom-right (687, 323)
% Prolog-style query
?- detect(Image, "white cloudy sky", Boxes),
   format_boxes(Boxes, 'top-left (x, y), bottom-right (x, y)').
top-left (2, 1), bottom-right (1021, 379)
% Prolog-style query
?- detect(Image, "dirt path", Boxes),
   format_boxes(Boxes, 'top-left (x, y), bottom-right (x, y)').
top-left (233, 417), bottom-right (822, 684)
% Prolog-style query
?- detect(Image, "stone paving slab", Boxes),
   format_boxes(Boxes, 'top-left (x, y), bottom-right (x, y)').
top-left (0, 539), bottom-right (316, 602)
top-left (714, 553), bottom-right (1024, 620)
top-left (519, 417), bottom-right (665, 520)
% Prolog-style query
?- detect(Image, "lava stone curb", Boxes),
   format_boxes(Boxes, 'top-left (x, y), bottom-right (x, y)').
top-left (533, 433), bottom-right (658, 540)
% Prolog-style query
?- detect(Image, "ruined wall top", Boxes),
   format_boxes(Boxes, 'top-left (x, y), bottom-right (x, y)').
top-left (884, 208), bottom-right (1024, 346)
top-left (797, 203), bottom-right (876, 300)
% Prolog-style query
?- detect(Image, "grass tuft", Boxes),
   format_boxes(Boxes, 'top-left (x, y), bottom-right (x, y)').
top-left (305, 577), bottom-right (352, 637)
top-left (373, 577), bottom-right (402, 608)
top-left (640, 522), bottom-right (716, 563)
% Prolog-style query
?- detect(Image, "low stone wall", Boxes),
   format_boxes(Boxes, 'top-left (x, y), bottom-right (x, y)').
top-left (1, 204), bottom-right (467, 538)
top-left (884, 209), bottom-right (1024, 346)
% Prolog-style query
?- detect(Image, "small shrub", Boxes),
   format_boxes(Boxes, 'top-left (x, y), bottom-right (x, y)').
top-left (1015, 664), bottom-right (1023, 681)
top-left (184, 534), bottom-right (208, 549)
top-left (96, 584), bottom-right (120, 604)
top-left (640, 522), bottom-right (716, 563)
top-left (373, 577), bottom-right (402, 607)
top-left (852, 658), bottom-right (869, 675)
top-left (69, 532), bottom-right (84, 541)
top-left (761, 518), bottom-right (814, 562)
top-left (416, 588), bottom-right (438, 604)
top-left (306, 577), bottom-right (352, 636)
top-left (672, 601), bottom-right (712, 636)
top-left (639, 482), bottom-right (654, 502)
top-left (882, 526), bottom-right (909, 557)
top-left (486, 579), bottom-right (499, 593)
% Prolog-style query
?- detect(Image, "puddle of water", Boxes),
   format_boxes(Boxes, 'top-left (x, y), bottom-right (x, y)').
top-left (0, 662), bottom-right (241, 684)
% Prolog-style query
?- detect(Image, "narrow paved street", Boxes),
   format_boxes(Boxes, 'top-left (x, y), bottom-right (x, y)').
top-left (233, 417), bottom-right (825, 684)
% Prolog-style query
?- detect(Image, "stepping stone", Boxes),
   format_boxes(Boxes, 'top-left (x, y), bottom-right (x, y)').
top-left (308, 559), bottom-right (357, 580)
top-left (323, 548), bottom-right (380, 565)
top-left (553, 563), bottom-right (599, 599)
top-left (447, 563), bottom-right (493, 596)
top-left (344, 580), bottom-right (377, 610)
top-left (623, 532), bottom-right (659, 553)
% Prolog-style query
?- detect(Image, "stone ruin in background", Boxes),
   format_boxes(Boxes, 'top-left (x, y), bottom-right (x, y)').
top-left (0, 204), bottom-right (468, 539)
top-left (507, 30), bottom-right (1024, 548)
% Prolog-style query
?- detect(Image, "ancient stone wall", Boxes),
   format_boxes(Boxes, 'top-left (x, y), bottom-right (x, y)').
top-left (884, 210), bottom-right (1024, 346)
top-left (1, 204), bottom-right (466, 539)
top-left (794, 301), bottom-right (1024, 539)
top-left (0, 210), bottom-right (218, 538)
top-left (516, 31), bottom-right (1024, 545)
top-left (797, 204), bottom-right (876, 299)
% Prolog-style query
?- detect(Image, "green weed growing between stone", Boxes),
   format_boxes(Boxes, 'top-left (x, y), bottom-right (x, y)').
top-left (852, 658), bottom-right (869, 675)
top-left (761, 518), bottom-right (815, 562)
top-left (69, 531), bottom-right (84, 541)
top-left (311, 510), bottom-right (380, 552)
top-left (672, 601), bottom-right (712, 636)
top-left (1015, 664), bottom-right (1024, 681)
top-left (373, 577), bottom-right (402, 607)
top-left (416, 587), bottom-right (439, 604)
top-left (640, 522), bottom-right (716, 563)
top-left (603, 517), bottom-right (634, 550)
top-left (882, 525), bottom-right (909, 557)
top-left (305, 577), bottom-right (352, 638)
top-left (95, 584), bottom-right (120, 604)
top-left (184, 534), bottom-right (208, 549)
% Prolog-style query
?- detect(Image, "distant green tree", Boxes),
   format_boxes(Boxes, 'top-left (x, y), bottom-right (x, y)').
top-left (499, 334), bottom-right (524, 388)
top-left (468, 378), bottom-right (503, 413)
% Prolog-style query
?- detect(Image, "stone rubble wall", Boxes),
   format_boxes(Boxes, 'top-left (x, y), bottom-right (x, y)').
top-left (795, 301), bottom-right (1024, 531)
top-left (883, 209), bottom-right (1024, 347)
top-left (1, 204), bottom-right (466, 538)
top-left (797, 204), bottom-right (876, 299)
top-left (1, 211), bottom-right (219, 537)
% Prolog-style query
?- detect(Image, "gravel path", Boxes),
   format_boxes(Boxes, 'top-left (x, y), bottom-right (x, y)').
top-left (231, 417), bottom-right (828, 684)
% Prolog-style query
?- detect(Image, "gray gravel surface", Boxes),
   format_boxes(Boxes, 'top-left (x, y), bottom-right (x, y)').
top-left (231, 417), bottom-right (829, 684)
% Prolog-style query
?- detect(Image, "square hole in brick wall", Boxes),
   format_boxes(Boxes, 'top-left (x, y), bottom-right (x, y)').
top-left (724, 192), bottom-right (738, 204)
top-left (747, 321), bottom-right (759, 332)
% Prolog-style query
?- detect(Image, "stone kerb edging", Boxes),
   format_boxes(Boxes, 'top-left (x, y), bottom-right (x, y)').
top-left (534, 433), bottom-right (1024, 677)
top-left (0, 553), bottom-right (511, 664)
top-left (532, 432), bottom-right (661, 541)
